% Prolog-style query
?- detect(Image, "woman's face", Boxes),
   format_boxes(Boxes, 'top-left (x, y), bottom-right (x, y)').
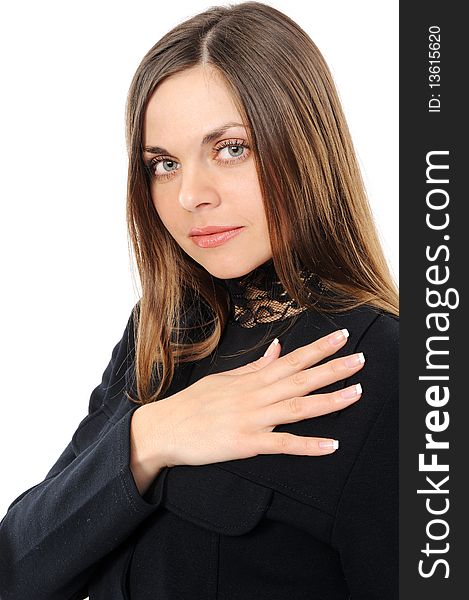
top-left (143, 65), bottom-right (272, 279)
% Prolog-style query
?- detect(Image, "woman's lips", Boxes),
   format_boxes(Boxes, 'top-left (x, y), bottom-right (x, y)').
top-left (190, 227), bottom-right (244, 248)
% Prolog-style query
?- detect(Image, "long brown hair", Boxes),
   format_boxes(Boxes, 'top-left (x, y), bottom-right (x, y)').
top-left (124, 1), bottom-right (399, 405)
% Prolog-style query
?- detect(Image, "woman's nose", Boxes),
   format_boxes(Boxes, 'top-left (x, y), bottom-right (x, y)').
top-left (177, 164), bottom-right (221, 212)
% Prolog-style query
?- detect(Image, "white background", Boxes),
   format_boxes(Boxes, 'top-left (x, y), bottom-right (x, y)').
top-left (0, 0), bottom-right (398, 517)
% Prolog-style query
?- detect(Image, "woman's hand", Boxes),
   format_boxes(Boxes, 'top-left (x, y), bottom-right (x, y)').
top-left (134, 328), bottom-right (364, 475)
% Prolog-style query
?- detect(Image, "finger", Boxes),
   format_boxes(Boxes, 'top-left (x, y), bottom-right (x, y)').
top-left (252, 328), bottom-right (350, 386)
top-left (253, 383), bottom-right (362, 427)
top-left (263, 337), bottom-right (281, 359)
top-left (254, 432), bottom-right (339, 456)
top-left (228, 337), bottom-right (282, 376)
top-left (260, 352), bottom-right (365, 405)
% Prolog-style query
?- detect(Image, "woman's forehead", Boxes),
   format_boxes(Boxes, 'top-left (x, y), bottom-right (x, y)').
top-left (143, 67), bottom-right (247, 148)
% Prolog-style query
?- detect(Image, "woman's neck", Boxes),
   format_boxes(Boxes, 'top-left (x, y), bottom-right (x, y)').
top-left (220, 258), bottom-right (320, 328)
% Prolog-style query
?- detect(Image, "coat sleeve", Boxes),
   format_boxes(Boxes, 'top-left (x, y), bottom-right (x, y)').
top-left (330, 314), bottom-right (399, 599)
top-left (0, 305), bottom-right (169, 600)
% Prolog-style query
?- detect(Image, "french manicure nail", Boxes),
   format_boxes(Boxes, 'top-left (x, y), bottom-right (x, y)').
top-left (339, 383), bottom-right (362, 400)
top-left (264, 337), bottom-right (279, 357)
top-left (328, 328), bottom-right (349, 346)
top-left (344, 352), bottom-right (365, 368)
top-left (319, 440), bottom-right (339, 450)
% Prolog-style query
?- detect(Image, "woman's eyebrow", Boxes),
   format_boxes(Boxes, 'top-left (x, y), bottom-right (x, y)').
top-left (143, 121), bottom-right (246, 155)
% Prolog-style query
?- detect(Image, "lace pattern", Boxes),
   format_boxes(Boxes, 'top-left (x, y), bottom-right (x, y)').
top-left (222, 259), bottom-right (324, 328)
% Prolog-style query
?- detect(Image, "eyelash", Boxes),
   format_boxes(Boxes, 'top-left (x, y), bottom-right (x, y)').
top-left (145, 138), bottom-right (251, 181)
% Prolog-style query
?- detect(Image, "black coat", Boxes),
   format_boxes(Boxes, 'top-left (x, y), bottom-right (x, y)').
top-left (0, 302), bottom-right (398, 599)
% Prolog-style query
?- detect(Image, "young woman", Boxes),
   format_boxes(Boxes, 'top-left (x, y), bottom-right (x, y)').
top-left (0, 2), bottom-right (398, 598)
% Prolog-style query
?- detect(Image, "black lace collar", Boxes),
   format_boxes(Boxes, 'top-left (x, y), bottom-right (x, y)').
top-left (221, 258), bottom-right (323, 328)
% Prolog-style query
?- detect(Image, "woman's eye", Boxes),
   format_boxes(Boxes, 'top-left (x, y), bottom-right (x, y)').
top-left (218, 144), bottom-right (245, 159)
top-left (214, 140), bottom-right (250, 163)
top-left (146, 158), bottom-right (180, 180)
top-left (147, 139), bottom-right (250, 181)
top-left (156, 159), bottom-right (179, 175)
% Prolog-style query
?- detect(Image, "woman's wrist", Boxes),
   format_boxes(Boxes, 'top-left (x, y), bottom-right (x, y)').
top-left (129, 403), bottom-right (170, 496)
